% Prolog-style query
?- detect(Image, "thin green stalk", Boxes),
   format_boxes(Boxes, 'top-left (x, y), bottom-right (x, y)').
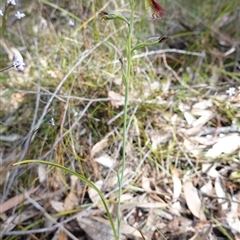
top-left (14, 160), bottom-right (118, 240)
top-left (1, 3), bottom-right (8, 36)
top-left (117, 0), bottom-right (135, 238)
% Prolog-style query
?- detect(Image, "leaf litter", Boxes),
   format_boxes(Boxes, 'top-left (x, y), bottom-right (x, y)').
top-left (0, 1), bottom-right (239, 240)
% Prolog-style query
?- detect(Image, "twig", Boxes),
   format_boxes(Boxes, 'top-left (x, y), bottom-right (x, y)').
top-left (23, 189), bottom-right (79, 240)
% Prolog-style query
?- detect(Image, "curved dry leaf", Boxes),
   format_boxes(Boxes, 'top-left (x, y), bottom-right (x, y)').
top-left (64, 191), bottom-right (79, 211)
top-left (215, 176), bottom-right (228, 210)
top-left (226, 195), bottom-right (240, 234)
top-left (77, 216), bottom-right (118, 240)
top-left (38, 165), bottom-right (47, 183)
top-left (206, 135), bottom-right (240, 158)
top-left (183, 138), bottom-right (201, 157)
top-left (183, 180), bottom-right (206, 221)
top-left (120, 193), bottom-right (134, 202)
top-left (63, 175), bottom-right (79, 211)
top-left (50, 200), bottom-right (65, 213)
top-left (77, 216), bottom-right (144, 240)
top-left (184, 110), bottom-right (214, 136)
top-left (94, 154), bottom-right (115, 168)
top-left (192, 100), bottom-right (213, 110)
top-left (0, 186), bottom-right (39, 214)
top-left (53, 230), bottom-right (68, 240)
top-left (70, 175), bottom-right (79, 189)
top-left (171, 201), bottom-right (182, 216)
top-left (171, 168), bottom-right (182, 202)
top-left (142, 176), bottom-right (153, 192)
top-left (200, 180), bottom-right (213, 195)
top-left (202, 163), bottom-right (219, 178)
top-left (183, 111), bottom-right (196, 125)
top-left (91, 138), bottom-right (109, 158)
top-left (88, 180), bottom-right (103, 203)
top-left (191, 110), bottom-right (214, 127)
top-left (108, 90), bottom-right (125, 108)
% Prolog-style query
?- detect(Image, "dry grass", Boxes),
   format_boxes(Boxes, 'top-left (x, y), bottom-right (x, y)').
top-left (0, 0), bottom-right (239, 239)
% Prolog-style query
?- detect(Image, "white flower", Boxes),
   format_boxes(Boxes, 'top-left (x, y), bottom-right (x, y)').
top-left (12, 55), bottom-right (25, 72)
top-left (238, 86), bottom-right (240, 91)
top-left (49, 118), bottom-right (55, 126)
top-left (15, 11), bottom-right (25, 19)
top-left (7, 0), bottom-right (16, 5)
top-left (0, 10), bottom-right (3, 16)
top-left (68, 19), bottom-right (75, 27)
top-left (226, 87), bottom-right (235, 97)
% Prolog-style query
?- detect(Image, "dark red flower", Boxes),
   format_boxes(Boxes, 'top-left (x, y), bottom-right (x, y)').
top-left (147, 0), bottom-right (166, 19)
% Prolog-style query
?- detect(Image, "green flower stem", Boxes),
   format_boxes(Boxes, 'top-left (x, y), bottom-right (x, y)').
top-left (0, 65), bottom-right (13, 72)
top-left (13, 160), bottom-right (118, 240)
top-left (117, 0), bottom-right (135, 238)
top-left (1, 3), bottom-right (9, 36)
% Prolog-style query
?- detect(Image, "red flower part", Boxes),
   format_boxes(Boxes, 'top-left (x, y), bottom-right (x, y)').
top-left (148, 0), bottom-right (166, 19)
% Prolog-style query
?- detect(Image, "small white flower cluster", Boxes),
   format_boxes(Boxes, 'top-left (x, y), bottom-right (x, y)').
top-left (7, 0), bottom-right (16, 5)
top-left (226, 86), bottom-right (240, 97)
top-left (0, 1), bottom-right (26, 20)
top-left (12, 56), bottom-right (25, 72)
top-left (49, 118), bottom-right (55, 126)
top-left (68, 19), bottom-right (75, 27)
top-left (15, 11), bottom-right (25, 19)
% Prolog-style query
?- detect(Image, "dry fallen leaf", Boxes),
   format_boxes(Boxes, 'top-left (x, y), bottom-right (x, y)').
top-left (202, 163), bottom-right (219, 178)
top-left (108, 90), bottom-right (125, 108)
top-left (78, 215), bottom-right (144, 240)
top-left (200, 180), bottom-right (213, 195)
top-left (171, 168), bottom-right (182, 202)
top-left (64, 176), bottom-right (79, 211)
top-left (50, 200), bottom-right (65, 213)
top-left (215, 176), bottom-right (228, 211)
top-left (77, 216), bottom-right (124, 240)
top-left (184, 110), bottom-right (214, 136)
top-left (94, 154), bottom-right (115, 168)
top-left (183, 179), bottom-right (206, 221)
top-left (183, 138), bottom-right (201, 157)
top-left (120, 193), bottom-right (134, 202)
top-left (183, 111), bottom-right (196, 125)
top-left (206, 135), bottom-right (240, 158)
top-left (91, 138), bottom-right (109, 158)
top-left (38, 165), bottom-right (47, 183)
top-left (171, 201), bottom-right (182, 216)
top-left (52, 230), bottom-right (68, 240)
top-left (226, 194), bottom-right (240, 234)
top-left (142, 176), bottom-right (154, 192)
top-left (88, 180), bottom-right (103, 203)
top-left (63, 191), bottom-right (79, 211)
top-left (192, 100), bottom-right (213, 110)
top-left (0, 186), bottom-right (39, 214)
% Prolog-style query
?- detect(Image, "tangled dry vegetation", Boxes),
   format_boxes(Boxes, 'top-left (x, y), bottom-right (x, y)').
top-left (0, 0), bottom-right (240, 239)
